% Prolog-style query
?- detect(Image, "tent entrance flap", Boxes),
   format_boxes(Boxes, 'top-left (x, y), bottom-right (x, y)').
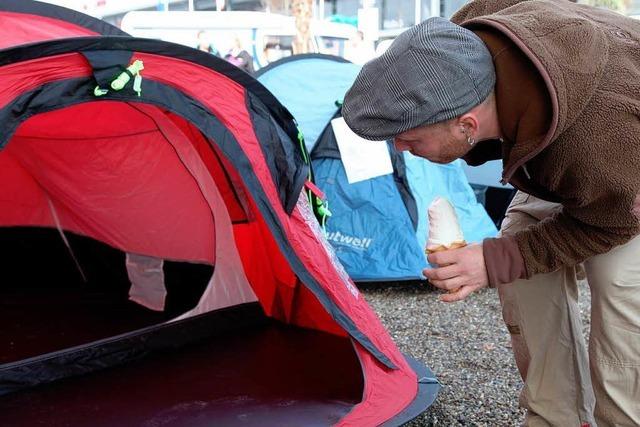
top-left (0, 99), bottom-right (257, 367)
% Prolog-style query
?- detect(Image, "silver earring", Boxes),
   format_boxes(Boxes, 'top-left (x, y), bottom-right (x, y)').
top-left (467, 135), bottom-right (476, 146)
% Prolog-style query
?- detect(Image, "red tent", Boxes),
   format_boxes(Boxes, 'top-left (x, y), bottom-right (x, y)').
top-left (0, 1), bottom-right (439, 425)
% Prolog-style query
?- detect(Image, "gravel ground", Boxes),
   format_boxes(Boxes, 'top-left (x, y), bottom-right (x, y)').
top-left (360, 280), bottom-right (591, 427)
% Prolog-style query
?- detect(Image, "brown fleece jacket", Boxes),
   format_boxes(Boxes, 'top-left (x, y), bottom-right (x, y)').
top-left (451, 0), bottom-right (640, 284)
top-left (470, 28), bottom-right (552, 285)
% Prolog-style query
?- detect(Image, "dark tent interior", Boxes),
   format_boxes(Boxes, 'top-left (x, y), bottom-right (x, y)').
top-left (0, 101), bottom-right (365, 425)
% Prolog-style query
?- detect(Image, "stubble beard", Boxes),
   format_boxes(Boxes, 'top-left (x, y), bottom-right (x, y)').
top-left (432, 134), bottom-right (471, 164)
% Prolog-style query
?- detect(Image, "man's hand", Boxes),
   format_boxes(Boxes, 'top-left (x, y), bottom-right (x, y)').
top-left (423, 243), bottom-right (489, 302)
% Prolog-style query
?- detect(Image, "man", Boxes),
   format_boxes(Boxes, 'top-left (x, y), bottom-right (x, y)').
top-left (342, 1), bottom-right (640, 426)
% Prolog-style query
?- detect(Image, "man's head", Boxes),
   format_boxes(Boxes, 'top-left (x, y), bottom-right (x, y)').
top-left (393, 92), bottom-right (498, 163)
top-left (342, 17), bottom-right (497, 162)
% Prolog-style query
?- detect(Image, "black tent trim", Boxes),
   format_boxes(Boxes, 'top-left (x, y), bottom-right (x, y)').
top-left (0, 0), bottom-right (127, 37)
top-left (0, 36), bottom-right (301, 149)
top-left (0, 39), bottom-right (308, 215)
top-left (245, 91), bottom-right (308, 214)
top-left (382, 355), bottom-right (440, 426)
top-left (390, 147), bottom-right (420, 231)
top-left (0, 74), bottom-right (395, 370)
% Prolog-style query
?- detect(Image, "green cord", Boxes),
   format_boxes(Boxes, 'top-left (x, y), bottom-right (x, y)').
top-left (93, 86), bottom-right (108, 97)
top-left (298, 128), bottom-right (315, 213)
top-left (111, 60), bottom-right (144, 91)
top-left (93, 60), bottom-right (144, 97)
top-left (297, 126), bottom-right (332, 230)
top-left (297, 130), bottom-right (310, 166)
top-left (317, 200), bottom-right (331, 235)
top-left (321, 213), bottom-right (327, 234)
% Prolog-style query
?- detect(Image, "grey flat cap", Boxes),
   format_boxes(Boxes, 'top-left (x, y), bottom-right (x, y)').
top-left (342, 17), bottom-right (495, 140)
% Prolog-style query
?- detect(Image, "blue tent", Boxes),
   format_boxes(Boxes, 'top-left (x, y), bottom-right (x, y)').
top-left (257, 54), bottom-right (497, 282)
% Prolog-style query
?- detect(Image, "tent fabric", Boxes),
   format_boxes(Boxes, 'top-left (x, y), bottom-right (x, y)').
top-left (314, 157), bottom-right (427, 281)
top-left (1, 101), bottom-right (216, 264)
top-left (0, 11), bottom-right (96, 49)
top-left (257, 54), bottom-right (498, 282)
top-left (256, 54), bottom-right (358, 152)
top-left (0, 0), bottom-right (126, 49)
top-left (0, 3), bottom-right (439, 425)
top-left (0, 46), bottom-right (306, 215)
top-left (0, 39), bottom-right (371, 363)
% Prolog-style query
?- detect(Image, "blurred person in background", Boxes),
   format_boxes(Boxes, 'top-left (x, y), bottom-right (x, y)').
top-left (344, 30), bottom-right (375, 65)
top-left (224, 36), bottom-right (255, 74)
top-left (195, 30), bottom-right (220, 57)
top-left (342, 1), bottom-right (640, 426)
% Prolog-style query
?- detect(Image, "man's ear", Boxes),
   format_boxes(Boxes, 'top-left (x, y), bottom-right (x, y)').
top-left (457, 113), bottom-right (480, 137)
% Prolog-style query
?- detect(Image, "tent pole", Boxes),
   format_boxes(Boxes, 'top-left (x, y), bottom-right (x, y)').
top-left (47, 198), bottom-right (87, 283)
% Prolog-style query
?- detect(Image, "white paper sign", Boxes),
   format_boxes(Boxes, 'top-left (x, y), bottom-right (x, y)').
top-left (331, 117), bottom-right (393, 184)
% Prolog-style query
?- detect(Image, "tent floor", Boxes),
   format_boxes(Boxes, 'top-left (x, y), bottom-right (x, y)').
top-left (0, 290), bottom-right (168, 364)
top-left (0, 321), bottom-right (364, 427)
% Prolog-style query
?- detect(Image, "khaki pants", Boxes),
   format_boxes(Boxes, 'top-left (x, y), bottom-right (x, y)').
top-left (498, 191), bottom-right (640, 427)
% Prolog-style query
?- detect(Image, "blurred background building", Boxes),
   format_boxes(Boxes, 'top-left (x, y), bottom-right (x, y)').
top-left (39, 0), bottom-right (640, 70)
top-left (40, 0), bottom-right (467, 29)
top-left (40, 0), bottom-right (640, 35)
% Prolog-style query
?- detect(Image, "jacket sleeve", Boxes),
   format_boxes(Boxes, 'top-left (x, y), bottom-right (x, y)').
top-left (483, 235), bottom-right (526, 287)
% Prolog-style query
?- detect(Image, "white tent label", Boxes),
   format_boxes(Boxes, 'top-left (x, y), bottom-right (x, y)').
top-left (126, 253), bottom-right (166, 311)
top-left (332, 117), bottom-right (393, 184)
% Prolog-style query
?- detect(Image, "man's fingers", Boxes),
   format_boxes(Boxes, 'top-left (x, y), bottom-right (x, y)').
top-left (423, 264), bottom-right (460, 281)
top-left (429, 276), bottom-right (466, 291)
top-left (427, 246), bottom-right (464, 266)
top-left (439, 284), bottom-right (477, 303)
